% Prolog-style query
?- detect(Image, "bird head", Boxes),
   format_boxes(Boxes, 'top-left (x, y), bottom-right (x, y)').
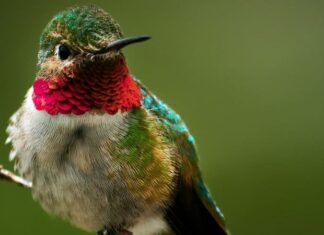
top-left (33, 6), bottom-right (150, 115)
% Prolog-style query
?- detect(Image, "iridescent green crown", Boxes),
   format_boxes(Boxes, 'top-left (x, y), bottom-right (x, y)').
top-left (38, 5), bottom-right (123, 62)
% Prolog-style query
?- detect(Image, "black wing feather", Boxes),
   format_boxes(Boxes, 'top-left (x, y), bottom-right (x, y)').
top-left (165, 180), bottom-right (228, 235)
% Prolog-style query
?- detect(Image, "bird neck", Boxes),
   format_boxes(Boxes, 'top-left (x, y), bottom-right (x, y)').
top-left (32, 59), bottom-right (142, 115)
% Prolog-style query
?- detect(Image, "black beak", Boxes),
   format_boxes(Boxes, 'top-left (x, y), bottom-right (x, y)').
top-left (94, 35), bottom-right (151, 55)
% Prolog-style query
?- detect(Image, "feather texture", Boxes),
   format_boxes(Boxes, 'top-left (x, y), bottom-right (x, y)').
top-left (139, 81), bottom-right (228, 234)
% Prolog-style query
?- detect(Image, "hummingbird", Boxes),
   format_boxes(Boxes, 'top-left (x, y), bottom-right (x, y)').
top-left (6, 5), bottom-right (229, 235)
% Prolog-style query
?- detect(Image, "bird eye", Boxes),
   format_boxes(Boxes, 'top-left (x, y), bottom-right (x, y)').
top-left (58, 45), bottom-right (71, 60)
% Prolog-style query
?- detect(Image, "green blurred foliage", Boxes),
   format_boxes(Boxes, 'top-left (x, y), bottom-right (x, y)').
top-left (1, 0), bottom-right (324, 234)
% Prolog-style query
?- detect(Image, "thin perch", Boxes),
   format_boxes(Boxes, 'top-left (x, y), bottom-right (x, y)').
top-left (0, 165), bottom-right (32, 188)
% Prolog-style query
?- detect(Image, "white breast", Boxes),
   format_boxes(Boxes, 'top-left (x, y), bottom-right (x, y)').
top-left (7, 88), bottom-right (135, 231)
top-left (6, 88), bottom-right (174, 234)
top-left (8, 88), bottom-right (127, 178)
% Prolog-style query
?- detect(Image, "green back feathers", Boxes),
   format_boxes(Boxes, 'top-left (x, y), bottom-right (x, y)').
top-left (38, 5), bottom-right (123, 62)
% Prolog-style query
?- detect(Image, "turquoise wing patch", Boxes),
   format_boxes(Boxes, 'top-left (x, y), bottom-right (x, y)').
top-left (140, 84), bottom-right (195, 145)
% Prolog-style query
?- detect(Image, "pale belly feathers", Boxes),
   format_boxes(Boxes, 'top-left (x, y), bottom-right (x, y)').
top-left (7, 89), bottom-right (172, 234)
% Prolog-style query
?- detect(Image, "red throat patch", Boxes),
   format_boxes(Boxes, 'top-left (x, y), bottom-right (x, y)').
top-left (32, 60), bottom-right (142, 115)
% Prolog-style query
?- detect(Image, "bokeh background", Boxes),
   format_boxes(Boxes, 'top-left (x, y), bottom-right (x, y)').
top-left (0, 0), bottom-right (323, 234)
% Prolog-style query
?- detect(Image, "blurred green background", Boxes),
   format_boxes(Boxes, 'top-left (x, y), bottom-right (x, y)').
top-left (1, 0), bottom-right (324, 234)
